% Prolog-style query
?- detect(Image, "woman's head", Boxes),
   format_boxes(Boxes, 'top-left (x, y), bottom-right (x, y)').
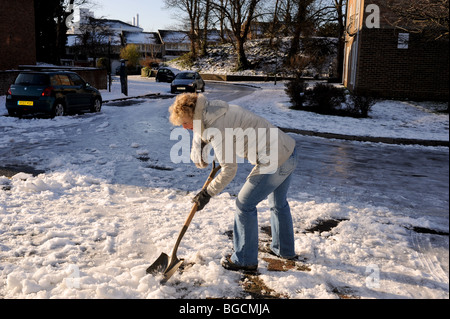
top-left (169, 93), bottom-right (198, 129)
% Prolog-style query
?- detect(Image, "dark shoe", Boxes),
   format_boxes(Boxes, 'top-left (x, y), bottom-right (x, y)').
top-left (259, 243), bottom-right (299, 261)
top-left (221, 255), bottom-right (258, 272)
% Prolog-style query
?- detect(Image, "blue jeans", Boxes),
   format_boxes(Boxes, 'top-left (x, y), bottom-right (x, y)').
top-left (231, 147), bottom-right (298, 267)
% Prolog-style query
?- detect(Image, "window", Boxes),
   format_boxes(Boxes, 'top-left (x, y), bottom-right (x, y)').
top-left (68, 73), bottom-right (85, 86)
top-left (398, 33), bottom-right (409, 49)
top-left (50, 75), bottom-right (61, 86)
top-left (15, 74), bottom-right (49, 86)
top-left (58, 75), bottom-right (72, 86)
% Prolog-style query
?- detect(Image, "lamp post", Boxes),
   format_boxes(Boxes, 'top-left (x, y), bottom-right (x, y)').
top-left (108, 36), bottom-right (112, 92)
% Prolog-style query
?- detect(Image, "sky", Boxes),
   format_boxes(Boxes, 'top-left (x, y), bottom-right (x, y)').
top-left (77, 0), bottom-right (180, 32)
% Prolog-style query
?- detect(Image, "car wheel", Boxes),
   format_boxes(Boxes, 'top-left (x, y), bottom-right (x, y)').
top-left (52, 102), bottom-right (65, 117)
top-left (91, 97), bottom-right (102, 113)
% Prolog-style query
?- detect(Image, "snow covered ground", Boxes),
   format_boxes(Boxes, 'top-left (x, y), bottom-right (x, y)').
top-left (0, 76), bottom-right (448, 299)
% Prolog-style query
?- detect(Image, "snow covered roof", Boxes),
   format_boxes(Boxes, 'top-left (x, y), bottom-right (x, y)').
top-left (158, 29), bottom-right (221, 44)
top-left (202, 29), bottom-right (221, 43)
top-left (158, 30), bottom-right (190, 44)
top-left (124, 31), bottom-right (161, 45)
top-left (66, 34), bottom-right (122, 46)
top-left (96, 18), bottom-right (143, 33)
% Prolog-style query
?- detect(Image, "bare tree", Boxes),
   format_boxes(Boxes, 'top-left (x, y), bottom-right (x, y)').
top-left (35, 0), bottom-right (91, 64)
top-left (200, 0), bottom-right (212, 56)
top-left (316, 0), bottom-right (346, 80)
top-left (74, 17), bottom-right (114, 65)
top-left (286, 0), bottom-right (315, 63)
top-left (267, 0), bottom-right (281, 45)
top-left (165, 0), bottom-right (201, 59)
top-left (285, 0), bottom-right (346, 78)
top-left (384, 0), bottom-right (449, 40)
top-left (265, 0), bottom-right (297, 39)
top-left (210, 0), bottom-right (264, 70)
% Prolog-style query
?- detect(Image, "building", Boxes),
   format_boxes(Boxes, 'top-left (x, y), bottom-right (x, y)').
top-left (0, 0), bottom-right (36, 71)
top-left (343, 0), bottom-right (449, 100)
top-left (158, 30), bottom-right (191, 60)
top-left (66, 9), bottom-right (223, 68)
top-left (66, 10), bottom-right (163, 70)
top-left (0, 0), bottom-right (37, 94)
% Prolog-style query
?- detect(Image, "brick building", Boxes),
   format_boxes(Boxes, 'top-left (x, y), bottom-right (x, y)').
top-left (343, 0), bottom-right (449, 101)
top-left (0, 0), bottom-right (36, 70)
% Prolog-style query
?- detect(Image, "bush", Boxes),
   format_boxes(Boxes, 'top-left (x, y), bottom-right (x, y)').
top-left (96, 57), bottom-right (108, 69)
top-left (285, 80), bottom-right (376, 118)
top-left (120, 44), bottom-right (140, 68)
top-left (172, 52), bottom-right (195, 69)
top-left (347, 93), bottom-right (377, 117)
top-left (141, 67), bottom-right (151, 77)
top-left (285, 73), bottom-right (305, 110)
top-left (304, 83), bottom-right (346, 115)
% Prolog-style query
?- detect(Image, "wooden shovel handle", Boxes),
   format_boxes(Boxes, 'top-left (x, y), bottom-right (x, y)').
top-left (171, 161), bottom-right (221, 256)
top-left (183, 160), bottom-right (220, 227)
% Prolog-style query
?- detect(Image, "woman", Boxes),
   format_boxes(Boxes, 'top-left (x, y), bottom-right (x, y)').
top-left (169, 93), bottom-right (298, 271)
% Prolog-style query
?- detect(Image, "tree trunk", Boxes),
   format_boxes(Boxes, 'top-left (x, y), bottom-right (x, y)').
top-left (236, 38), bottom-right (249, 70)
top-left (201, 0), bottom-right (211, 57)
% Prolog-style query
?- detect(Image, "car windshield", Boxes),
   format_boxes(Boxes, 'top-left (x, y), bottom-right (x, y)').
top-left (15, 73), bottom-right (49, 86)
top-left (176, 73), bottom-right (196, 80)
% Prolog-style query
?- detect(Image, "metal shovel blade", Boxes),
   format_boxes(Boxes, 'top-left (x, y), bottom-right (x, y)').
top-left (160, 258), bottom-right (184, 285)
top-left (146, 253), bottom-right (169, 275)
top-left (146, 253), bottom-right (185, 284)
top-left (146, 162), bottom-right (221, 284)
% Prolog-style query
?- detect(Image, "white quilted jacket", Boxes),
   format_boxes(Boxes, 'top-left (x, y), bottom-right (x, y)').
top-left (191, 94), bottom-right (296, 196)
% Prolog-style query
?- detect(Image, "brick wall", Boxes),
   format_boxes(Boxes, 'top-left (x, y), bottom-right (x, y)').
top-left (355, 28), bottom-right (449, 101)
top-left (0, 0), bottom-right (36, 70)
top-left (74, 69), bottom-right (107, 90)
top-left (0, 71), bottom-right (21, 95)
top-left (344, 0), bottom-right (449, 101)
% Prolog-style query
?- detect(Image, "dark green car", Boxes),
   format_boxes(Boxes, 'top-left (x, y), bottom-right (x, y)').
top-left (6, 71), bottom-right (102, 117)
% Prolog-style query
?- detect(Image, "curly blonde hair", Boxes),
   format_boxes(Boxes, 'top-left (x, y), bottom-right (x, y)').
top-left (168, 93), bottom-right (198, 125)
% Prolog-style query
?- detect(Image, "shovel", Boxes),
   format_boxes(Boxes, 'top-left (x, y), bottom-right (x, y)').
top-left (146, 161), bottom-right (221, 284)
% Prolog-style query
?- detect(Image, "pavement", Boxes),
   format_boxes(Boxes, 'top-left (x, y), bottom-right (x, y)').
top-left (103, 94), bottom-right (449, 148)
top-left (280, 127), bottom-right (449, 147)
top-left (1, 94), bottom-right (447, 180)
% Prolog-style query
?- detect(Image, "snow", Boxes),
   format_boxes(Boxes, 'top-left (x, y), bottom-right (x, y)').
top-left (159, 30), bottom-right (190, 43)
top-left (0, 75), bottom-right (448, 299)
top-left (124, 32), bottom-right (160, 45)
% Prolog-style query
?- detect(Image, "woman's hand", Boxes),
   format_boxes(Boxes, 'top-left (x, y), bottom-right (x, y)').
top-left (192, 189), bottom-right (211, 211)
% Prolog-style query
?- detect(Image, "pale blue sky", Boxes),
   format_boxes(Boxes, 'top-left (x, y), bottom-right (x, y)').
top-left (78, 0), bottom-right (180, 32)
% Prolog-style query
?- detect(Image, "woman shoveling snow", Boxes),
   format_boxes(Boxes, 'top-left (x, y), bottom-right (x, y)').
top-left (168, 93), bottom-right (298, 272)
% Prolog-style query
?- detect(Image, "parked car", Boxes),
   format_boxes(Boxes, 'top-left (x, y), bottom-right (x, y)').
top-left (170, 71), bottom-right (205, 93)
top-left (5, 71), bottom-right (102, 117)
top-left (155, 67), bottom-right (179, 83)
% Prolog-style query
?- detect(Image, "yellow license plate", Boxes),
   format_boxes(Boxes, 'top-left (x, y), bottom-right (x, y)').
top-left (178, 87), bottom-right (185, 90)
top-left (18, 101), bottom-right (34, 106)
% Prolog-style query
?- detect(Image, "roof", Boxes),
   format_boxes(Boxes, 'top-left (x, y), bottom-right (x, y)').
top-left (66, 34), bottom-right (122, 46)
top-left (158, 30), bottom-right (190, 44)
top-left (124, 31), bottom-right (162, 45)
top-left (18, 70), bottom-right (80, 75)
top-left (95, 18), bottom-right (143, 33)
